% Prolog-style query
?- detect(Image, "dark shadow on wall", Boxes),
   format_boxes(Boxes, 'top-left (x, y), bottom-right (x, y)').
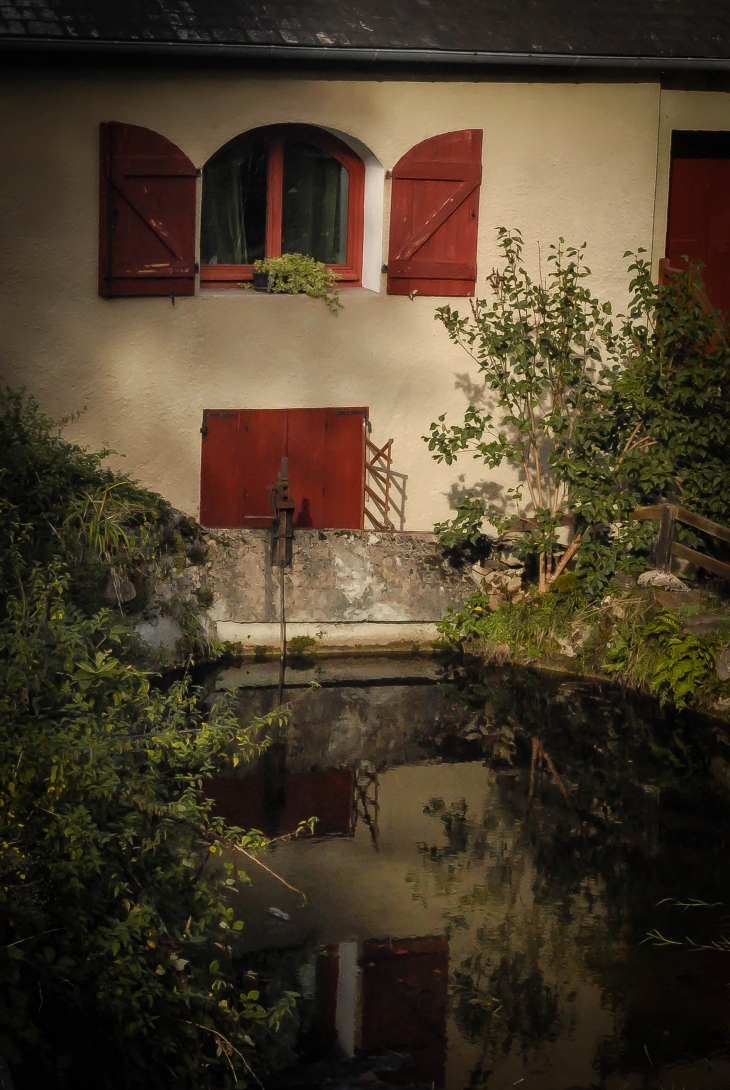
top-left (446, 474), bottom-right (509, 518)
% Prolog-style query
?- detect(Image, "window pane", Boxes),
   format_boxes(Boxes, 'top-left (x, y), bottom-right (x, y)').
top-left (282, 141), bottom-right (349, 265)
top-left (200, 134), bottom-right (268, 265)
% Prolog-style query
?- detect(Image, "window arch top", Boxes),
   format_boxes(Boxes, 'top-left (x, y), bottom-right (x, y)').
top-left (200, 124), bottom-right (365, 287)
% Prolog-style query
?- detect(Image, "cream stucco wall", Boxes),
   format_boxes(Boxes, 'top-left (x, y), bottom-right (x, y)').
top-left (0, 72), bottom-right (665, 528)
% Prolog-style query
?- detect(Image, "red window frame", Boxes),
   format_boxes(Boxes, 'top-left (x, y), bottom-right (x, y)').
top-left (200, 124), bottom-right (365, 290)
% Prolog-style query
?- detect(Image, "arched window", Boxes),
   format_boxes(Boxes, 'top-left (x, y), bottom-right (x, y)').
top-left (200, 124), bottom-right (365, 288)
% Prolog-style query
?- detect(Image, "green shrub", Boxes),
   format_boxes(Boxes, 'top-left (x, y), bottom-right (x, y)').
top-left (426, 230), bottom-right (730, 598)
top-left (0, 390), bottom-right (299, 1087)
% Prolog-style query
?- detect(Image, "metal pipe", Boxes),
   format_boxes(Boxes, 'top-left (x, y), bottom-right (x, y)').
top-left (3, 38), bottom-right (730, 70)
top-left (277, 559), bottom-right (286, 708)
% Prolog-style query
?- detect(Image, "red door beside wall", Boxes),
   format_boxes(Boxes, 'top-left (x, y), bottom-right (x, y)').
top-left (200, 407), bottom-right (367, 529)
top-left (666, 132), bottom-right (730, 313)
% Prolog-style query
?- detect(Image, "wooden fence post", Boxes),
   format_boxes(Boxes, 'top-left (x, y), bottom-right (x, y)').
top-left (653, 503), bottom-right (677, 572)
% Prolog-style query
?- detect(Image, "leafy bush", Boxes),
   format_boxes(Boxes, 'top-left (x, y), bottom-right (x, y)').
top-left (251, 253), bottom-right (342, 315)
top-left (0, 389), bottom-right (169, 614)
top-left (604, 608), bottom-right (728, 708)
top-left (0, 390), bottom-right (298, 1088)
top-left (426, 231), bottom-right (730, 597)
top-left (438, 583), bottom-right (730, 712)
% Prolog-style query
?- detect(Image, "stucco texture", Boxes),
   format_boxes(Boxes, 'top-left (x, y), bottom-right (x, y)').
top-left (0, 72), bottom-right (662, 528)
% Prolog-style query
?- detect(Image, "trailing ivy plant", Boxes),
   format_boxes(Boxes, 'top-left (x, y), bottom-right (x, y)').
top-left (250, 253), bottom-right (342, 315)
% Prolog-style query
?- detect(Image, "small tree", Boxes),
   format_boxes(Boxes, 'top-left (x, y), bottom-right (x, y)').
top-left (425, 228), bottom-right (616, 592)
top-left (426, 231), bottom-right (730, 596)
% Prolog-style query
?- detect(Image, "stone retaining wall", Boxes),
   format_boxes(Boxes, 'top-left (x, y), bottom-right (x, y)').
top-left (136, 529), bottom-right (477, 652)
top-left (205, 529), bottom-right (473, 626)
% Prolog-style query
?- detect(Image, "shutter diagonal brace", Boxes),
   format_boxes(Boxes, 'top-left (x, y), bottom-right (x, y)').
top-left (392, 163), bottom-right (481, 264)
top-left (109, 167), bottom-right (190, 265)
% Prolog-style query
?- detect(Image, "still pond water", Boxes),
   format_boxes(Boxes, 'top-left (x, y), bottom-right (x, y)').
top-left (207, 657), bottom-right (730, 1090)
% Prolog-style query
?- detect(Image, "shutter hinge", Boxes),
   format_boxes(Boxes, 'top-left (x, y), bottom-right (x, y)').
top-left (200, 421), bottom-right (207, 439)
top-left (381, 263), bottom-right (388, 273)
top-left (196, 168), bottom-right (202, 177)
top-left (194, 262), bottom-right (200, 274)
top-left (385, 169), bottom-right (392, 180)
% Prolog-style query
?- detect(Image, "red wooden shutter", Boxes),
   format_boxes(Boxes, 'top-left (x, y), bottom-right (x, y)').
top-left (200, 407), bottom-right (367, 530)
top-left (239, 409), bottom-right (289, 527)
top-left (322, 409), bottom-right (366, 529)
top-left (387, 129), bottom-right (482, 297)
top-left (667, 157), bottom-right (730, 312)
top-left (99, 121), bottom-right (197, 297)
top-left (287, 408), bottom-right (328, 528)
top-left (199, 411), bottom-right (242, 528)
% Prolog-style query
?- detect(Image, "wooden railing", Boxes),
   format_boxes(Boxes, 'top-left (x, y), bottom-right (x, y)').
top-left (364, 436), bottom-right (395, 531)
top-left (630, 503), bottom-right (730, 580)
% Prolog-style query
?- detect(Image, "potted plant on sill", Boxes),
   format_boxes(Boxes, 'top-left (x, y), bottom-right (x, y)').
top-left (243, 253), bottom-right (343, 315)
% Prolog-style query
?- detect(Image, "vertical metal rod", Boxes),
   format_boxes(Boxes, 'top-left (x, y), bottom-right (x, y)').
top-left (277, 558), bottom-right (286, 706)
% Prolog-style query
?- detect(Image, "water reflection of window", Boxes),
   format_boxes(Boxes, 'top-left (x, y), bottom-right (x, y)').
top-left (200, 124), bottom-right (364, 288)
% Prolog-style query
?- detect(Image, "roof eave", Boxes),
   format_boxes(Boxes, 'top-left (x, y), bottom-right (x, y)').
top-left (1, 39), bottom-right (730, 69)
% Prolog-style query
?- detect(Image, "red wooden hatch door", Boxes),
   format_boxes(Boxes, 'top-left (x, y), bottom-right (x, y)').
top-left (667, 157), bottom-right (730, 313)
top-left (387, 129), bottom-right (483, 297)
top-left (99, 121), bottom-right (197, 298)
top-left (200, 407), bottom-right (368, 530)
top-left (287, 408), bottom-right (328, 528)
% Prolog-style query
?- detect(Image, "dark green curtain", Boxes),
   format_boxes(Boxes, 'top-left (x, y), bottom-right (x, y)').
top-left (282, 141), bottom-right (349, 264)
top-left (201, 134), bottom-right (350, 266)
top-left (200, 133), bottom-right (268, 265)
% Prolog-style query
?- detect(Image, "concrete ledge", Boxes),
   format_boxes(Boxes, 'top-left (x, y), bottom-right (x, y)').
top-left (216, 620), bottom-right (439, 649)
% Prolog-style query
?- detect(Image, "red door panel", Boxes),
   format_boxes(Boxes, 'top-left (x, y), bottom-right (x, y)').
top-left (239, 409), bottom-right (288, 527)
top-left (323, 409), bottom-right (366, 529)
top-left (199, 411), bottom-right (242, 528)
top-left (667, 155), bottom-right (730, 312)
top-left (667, 159), bottom-right (710, 269)
top-left (706, 160), bottom-right (730, 313)
top-left (287, 408), bottom-right (328, 528)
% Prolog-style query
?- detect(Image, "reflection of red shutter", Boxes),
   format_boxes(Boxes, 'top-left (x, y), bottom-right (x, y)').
top-left (667, 157), bottom-right (730, 312)
top-left (99, 122), bottom-right (197, 297)
top-left (199, 411), bottom-right (242, 528)
top-left (361, 936), bottom-right (449, 1087)
top-left (387, 129), bottom-right (482, 297)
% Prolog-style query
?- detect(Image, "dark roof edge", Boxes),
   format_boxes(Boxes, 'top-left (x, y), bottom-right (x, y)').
top-left (1, 38), bottom-right (730, 69)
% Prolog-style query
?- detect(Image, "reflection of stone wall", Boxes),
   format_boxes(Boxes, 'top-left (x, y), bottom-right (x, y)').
top-left (205, 529), bottom-right (474, 625)
top-left (234, 682), bottom-right (457, 772)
